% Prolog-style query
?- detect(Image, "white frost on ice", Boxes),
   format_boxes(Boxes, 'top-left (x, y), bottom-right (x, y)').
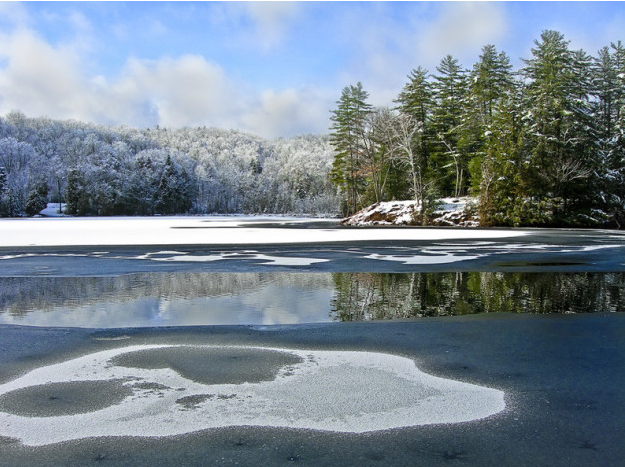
top-left (363, 243), bottom-right (623, 265)
top-left (134, 250), bottom-right (328, 266)
top-left (366, 252), bottom-right (480, 265)
top-left (0, 345), bottom-right (506, 446)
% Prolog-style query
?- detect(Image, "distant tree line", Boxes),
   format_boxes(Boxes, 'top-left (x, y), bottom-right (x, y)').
top-left (0, 114), bottom-right (338, 217)
top-left (330, 30), bottom-right (625, 227)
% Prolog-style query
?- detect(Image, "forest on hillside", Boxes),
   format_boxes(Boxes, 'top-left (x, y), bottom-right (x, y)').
top-left (0, 113), bottom-right (338, 217)
top-left (329, 30), bottom-right (625, 228)
top-left (1, 30), bottom-right (624, 228)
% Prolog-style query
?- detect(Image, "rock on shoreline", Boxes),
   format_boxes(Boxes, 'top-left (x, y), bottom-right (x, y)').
top-left (341, 198), bottom-right (479, 227)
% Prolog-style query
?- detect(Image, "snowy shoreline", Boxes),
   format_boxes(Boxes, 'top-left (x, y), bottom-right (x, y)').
top-left (341, 197), bottom-right (478, 227)
top-left (0, 214), bottom-right (528, 248)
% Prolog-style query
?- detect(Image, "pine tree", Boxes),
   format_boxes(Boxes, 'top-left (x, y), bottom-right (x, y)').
top-left (593, 42), bottom-right (625, 226)
top-left (466, 45), bottom-right (516, 195)
top-left (65, 169), bottom-right (89, 216)
top-left (0, 166), bottom-right (8, 217)
top-left (24, 179), bottom-right (49, 216)
top-left (396, 67), bottom-right (433, 135)
top-left (521, 30), bottom-right (596, 224)
top-left (329, 82), bottom-right (373, 215)
top-left (153, 154), bottom-right (194, 214)
top-left (479, 87), bottom-right (529, 226)
top-left (431, 55), bottom-right (469, 197)
top-left (395, 67), bottom-right (434, 195)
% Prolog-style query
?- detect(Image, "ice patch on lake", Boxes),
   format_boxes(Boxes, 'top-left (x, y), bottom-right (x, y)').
top-left (134, 250), bottom-right (328, 266)
top-left (366, 252), bottom-right (480, 265)
top-left (364, 243), bottom-right (622, 265)
top-left (0, 345), bottom-right (505, 446)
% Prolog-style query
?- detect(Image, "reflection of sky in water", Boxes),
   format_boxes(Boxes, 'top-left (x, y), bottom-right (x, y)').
top-left (2, 272), bottom-right (622, 328)
top-left (0, 276), bottom-right (336, 328)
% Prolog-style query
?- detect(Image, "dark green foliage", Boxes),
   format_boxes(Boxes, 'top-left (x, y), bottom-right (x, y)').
top-left (24, 180), bottom-right (48, 216)
top-left (331, 272), bottom-right (625, 320)
top-left (65, 169), bottom-right (90, 216)
top-left (431, 55), bottom-right (469, 197)
top-left (153, 155), bottom-right (195, 215)
top-left (0, 166), bottom-right (19, 217)
top-left (329, 82), bottom-right (373, 216)
top-left (329, 29), bottom-right (625, 228)
top-left (520, 31), bottom-right (597, 223)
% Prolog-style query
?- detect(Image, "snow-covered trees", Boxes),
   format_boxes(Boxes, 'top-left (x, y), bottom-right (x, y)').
top-left (328, 30), bottom-right (625, 228)
top-left (593, 42), bottom-right (625, 226)
top-left (1, 30), bottom-right (624, 227)
top-left (0, 114), bottom-right (339, 217)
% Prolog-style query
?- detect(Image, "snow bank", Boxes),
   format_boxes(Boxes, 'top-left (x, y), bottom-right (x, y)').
top-left (342, 197), bottom-right (478, 227)
top-left (38, 203), bottom-right (66, 217)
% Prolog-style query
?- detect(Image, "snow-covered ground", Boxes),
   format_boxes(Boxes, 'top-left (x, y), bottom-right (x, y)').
top-left (342, 197), bottom-right (477, 226)
top-left (38, 203), bottom-right (67, 217)
top-left (0, 215), bottom-right (528, 247)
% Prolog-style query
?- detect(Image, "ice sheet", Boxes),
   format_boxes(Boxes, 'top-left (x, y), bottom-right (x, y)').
top-left (0, 216), bottom-right (528, 247)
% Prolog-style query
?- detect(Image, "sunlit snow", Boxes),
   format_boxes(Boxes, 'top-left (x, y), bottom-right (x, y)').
top-left (0, 216), bottom-right (528, 247)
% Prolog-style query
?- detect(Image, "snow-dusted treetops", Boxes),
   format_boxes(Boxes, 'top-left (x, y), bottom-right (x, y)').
top-left (0, 115), bottom-right (338, 218)
top-left (330, 31), bottom-right (625, 228)
top-left (0, 30), bottom-right (624, 227)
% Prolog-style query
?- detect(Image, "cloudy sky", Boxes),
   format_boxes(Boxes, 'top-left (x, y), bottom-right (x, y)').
top-left (0, 1), bottom-right (623, 138)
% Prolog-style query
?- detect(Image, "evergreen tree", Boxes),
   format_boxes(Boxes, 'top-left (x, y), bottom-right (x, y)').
top-left (0, 166), bottom-right (8, 217)
top-left (395, 67), bottom-right (434, 199)
top-left (521, 30), bottom-right (596, 224)
top-left (396, 67), bottom-right (433, 160)
top-left (24, 179), bottom-right (48, 216)
top-left (65, 169), bottom-right (89, 216)
top-left (593, 42), bottom-right (625, 226)
top-left (153, 154), bottom-right (195, 214)
top-left (329, 82), bottom-right (373, 215)
top-left (431, 55), bottom-right (469, 197)
top-left (466, 45), bottom-right (516, 195)
top-left (479, 87), bottom-right (529, 226)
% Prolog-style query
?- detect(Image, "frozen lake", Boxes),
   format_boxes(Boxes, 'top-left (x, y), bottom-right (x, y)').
top-left (0, 216), bottom-right (624, 466)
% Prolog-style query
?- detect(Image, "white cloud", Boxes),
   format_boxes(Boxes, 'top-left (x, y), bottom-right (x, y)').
top-left (0, 29), bottom-right (88, 120)
top-left (415, 2), bottom-right (509, 65)
top-left (109, 55), bottom-right (238, 129)
top-left (224, 1), bottom-right (302, 52)
top-left (0, 27), bottom-right (329, 138)
top-left (0, 2), bottom-right (30, 28)
top-left (241, 87), bottom-right (332, 137)
top-left (0, 29), bottom-right (235, 130)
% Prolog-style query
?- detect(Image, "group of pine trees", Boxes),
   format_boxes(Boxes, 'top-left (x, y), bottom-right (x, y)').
top-left (330, 30), bottom-right (625, 228)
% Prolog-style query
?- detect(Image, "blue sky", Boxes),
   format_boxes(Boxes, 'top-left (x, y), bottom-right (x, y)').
top-left (0, 1), bottom-right (623, 138)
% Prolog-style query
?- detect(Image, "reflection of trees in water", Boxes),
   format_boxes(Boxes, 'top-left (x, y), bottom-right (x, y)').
top-left (3, 272), bottom-right (624, 322)
top-left (0, 273), bottom-right (335, 316)
top-left (331, 272), bottom-right (625, 321)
